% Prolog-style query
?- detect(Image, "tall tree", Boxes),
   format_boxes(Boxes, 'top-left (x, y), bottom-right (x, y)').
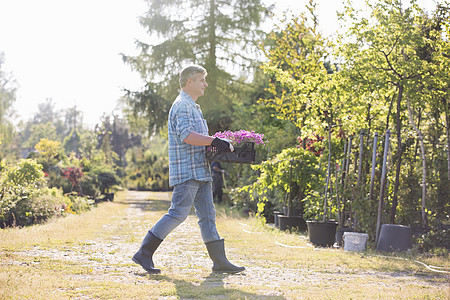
top-left (425, 3), bottom-right (450, 182)
top-left (0, 52), bottom-right (17, 159)
top-left (337, 0), bottom-right (437, 226)
top-left (261, 6), bottom-right (339, 137)
top-left (122, 0), bottom-right (270, 134)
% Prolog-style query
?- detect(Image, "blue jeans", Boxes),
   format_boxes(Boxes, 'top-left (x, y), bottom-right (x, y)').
top-left (150, 180), bottom-right (220, 243)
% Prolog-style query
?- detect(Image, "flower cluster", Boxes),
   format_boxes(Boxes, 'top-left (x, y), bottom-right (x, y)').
top-left (213, 130), bottom-right (267, 146)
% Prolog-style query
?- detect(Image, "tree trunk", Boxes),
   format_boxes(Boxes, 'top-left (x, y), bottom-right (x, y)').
top-left (369, 132), bottom-right (378, 204)
top-left (446, 97), bottom-right (450, 182)
top-left (390, 84), bottom-right (403, 224)
top-left (376, 130), bottom-right (391, 243)
top-left (323, 126), bottom-right (332, 222)
top-left (288, 162), bottom-right (293, 217)
top-left (338, 139), bottom-right (347, 226)
top-left (344, 136), bottom-right (352, 225)
top-left (385, 94), bottom-right (395, 132)
top-left (357, 130), bottom-right (364, 186)
top-left (353, 130), bottom-right (365, 228)
top-left (407, 97), bottom-right (427, 228)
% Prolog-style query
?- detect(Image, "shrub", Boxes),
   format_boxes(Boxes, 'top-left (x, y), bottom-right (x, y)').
top-left (11, 187), bottom-right (69, 226)
top-left (65, 192), bottom-right (94, 214)
top-left (0, 159), bottom-right (46, 226)
top-left (0, 160), bottom-right (94, 228)
top-left (79, 173), bottom-right (101, 198)
top-left (61, 166), bottom-right (84, 194)
top-left (233, 147), bottom-right (325, 220)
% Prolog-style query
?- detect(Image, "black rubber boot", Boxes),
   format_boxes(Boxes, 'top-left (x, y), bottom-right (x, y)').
top-left (205, 239), bottom-right (245, 274)
top-left (132, 231), bottom-right (162, 274)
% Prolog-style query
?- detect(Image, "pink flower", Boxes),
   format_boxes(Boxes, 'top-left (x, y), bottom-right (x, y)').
top-left (213, 130), bottom-right (267, 146)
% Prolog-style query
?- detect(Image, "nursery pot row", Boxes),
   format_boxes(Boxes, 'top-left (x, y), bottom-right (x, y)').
top-left (272, 209), bottom-right (306, 232)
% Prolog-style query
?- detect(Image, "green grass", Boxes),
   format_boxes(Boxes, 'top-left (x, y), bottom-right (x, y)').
top-left (0, 190), bottom-right (448, 299)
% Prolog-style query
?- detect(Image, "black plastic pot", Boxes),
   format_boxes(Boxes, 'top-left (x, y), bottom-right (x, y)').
top-left (278, 215), bottom-right (307, 232)
top-left (283, 207), bottom-right (302, 216)
top-left (273, 211), bottom-right (283, 228)
top-left (377, 224), bottom-right (412, 252)
top-left (307, 220), bottom-right (338, 247)
top-left (335, 227), bottom-right (355, 247)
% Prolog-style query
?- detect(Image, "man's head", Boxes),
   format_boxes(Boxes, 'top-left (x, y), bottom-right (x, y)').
top-left (179, 65), bottom-right (208, 101)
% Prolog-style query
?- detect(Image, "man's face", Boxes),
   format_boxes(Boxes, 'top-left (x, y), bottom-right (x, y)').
top-left (188, 73), bottom-right (208, 99)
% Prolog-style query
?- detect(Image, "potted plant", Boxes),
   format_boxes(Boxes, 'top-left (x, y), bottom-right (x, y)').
top-left (278, 159), bottom-right (307, 232)
top-left (304, 132), bottom-right (338, 247)
top-left (249, 147), bottom-right (322, 232)
top-left (206, 130), bottom-right (266, 164)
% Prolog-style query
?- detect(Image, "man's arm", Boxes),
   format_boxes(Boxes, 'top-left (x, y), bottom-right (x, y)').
top-left (183, 132), bottom-right (232, 152)
top-left (183, 131), bottom-right (214, 146)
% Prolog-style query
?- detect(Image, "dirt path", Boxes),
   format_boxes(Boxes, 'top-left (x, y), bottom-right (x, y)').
top-left (9, 191), bottom-right (449, 299)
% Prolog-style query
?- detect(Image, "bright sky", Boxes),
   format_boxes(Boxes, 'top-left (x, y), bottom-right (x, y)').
top-left (0, 0), bottom-right (438, 128)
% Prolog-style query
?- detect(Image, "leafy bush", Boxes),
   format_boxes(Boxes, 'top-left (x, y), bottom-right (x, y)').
top-left (61, 166), bottom-right (83, 194)
top-left (232, 147), bottom-right (325, 220)
top-left (34, 138), bottom-right (63, 174)
top-left (0, 159), bottom-right (46, 226)
top-left (89, 166), bottom-right (121, 194)
top-left (10, 187), bottom-right (68, 226)
top-left (0, 159), bottom-right (94, 227)
top-left (416, 229), bottom-right (450, 255)
top-left (79, 173), bottom-right (101, 198)
top-left (64, 192), bottom-right (94, 214)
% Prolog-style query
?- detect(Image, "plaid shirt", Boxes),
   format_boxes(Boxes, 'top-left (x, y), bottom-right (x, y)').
top-left (168, 91), bottom-right (211, 187)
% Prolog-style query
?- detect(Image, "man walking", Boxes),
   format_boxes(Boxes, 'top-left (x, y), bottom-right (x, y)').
top-left (132, 65), bottom-right (245, 274)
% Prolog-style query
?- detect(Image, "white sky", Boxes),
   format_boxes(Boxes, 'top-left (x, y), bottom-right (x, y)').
top-left (0, 0), bottom-right (438, 128)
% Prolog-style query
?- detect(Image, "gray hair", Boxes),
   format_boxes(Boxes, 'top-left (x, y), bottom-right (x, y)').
top-left (179, 65), bottom-right (207, 88)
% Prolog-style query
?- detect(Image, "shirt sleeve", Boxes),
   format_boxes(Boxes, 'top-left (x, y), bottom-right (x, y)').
top-left (175, 103), bottom-right (195, 142)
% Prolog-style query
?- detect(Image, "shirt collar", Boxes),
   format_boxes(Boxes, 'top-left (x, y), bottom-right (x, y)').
top-left (180, 90), bottom-right (201, 110)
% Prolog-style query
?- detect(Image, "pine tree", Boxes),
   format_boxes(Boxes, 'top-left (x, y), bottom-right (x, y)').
top-left (122, 0), bottom-right (270, 134)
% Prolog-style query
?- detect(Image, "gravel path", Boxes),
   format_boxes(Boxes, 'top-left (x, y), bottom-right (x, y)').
top-left (10, 191), bottom-right (449, 299)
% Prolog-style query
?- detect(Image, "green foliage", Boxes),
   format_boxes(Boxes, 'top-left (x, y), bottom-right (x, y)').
top-left (64, 192), bottom-right (94, 214)
top-left (230, 69), bottom-right (300, 158)
top-left (0, 53), bottom-right (17, 160)
top-left (414, 215), bottom-right (450, 255)
top-left (0, 159), bottom-right (46, 225)
top-left (94, 168), bottom-right (121, 194)
top-left (125, 135), bottom-right (169, 191)
top-left (33, 138), bottom-right (63, 175)
top-left (122, 0), bottom-right (270, 134)
top-left (20, 121), bottom-right (59, 149)
top-left (254, 0), bottom-right (449, 237)
top-left (17, 100), bottom-right (84, 153)
top-left (260, 9), bottom-right (348, 139)
top-left (0, 158), bottom-right (94, 227)
top-left (5, 188), bottom-right (92, 227)
top-left (81, 149), bottom-right (122, 195)
top-left (79, 173), bottom-right (101, 198)
top-left (232, 147), bottom-right (325, 220)
top-left (35, 138), bottom-right (61, 158)
top-left (334, 0), bottom-right (450, 228)
top-left (2, 159), bottom-right (45, 188)
top-left (62, 128), bottom-right (81, 154)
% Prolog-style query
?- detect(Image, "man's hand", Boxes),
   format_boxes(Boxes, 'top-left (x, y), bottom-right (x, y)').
top-left (211, 137), bottom-right (233, 152)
